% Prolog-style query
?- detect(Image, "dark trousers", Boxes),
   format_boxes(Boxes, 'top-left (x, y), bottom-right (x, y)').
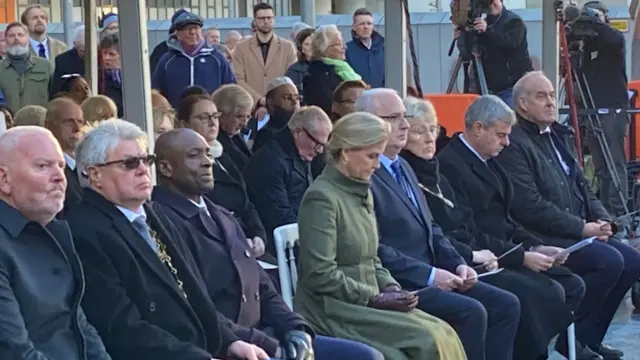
top-left (548, 271), bottom-right (586, 312)
top-left (584, 112), bottom-right (629, 217)
top-left (564, 238), bottom-right (640, 346)
top-left (417, 281), bottom-right (520, 360)
top-left (315, 335), bottom-right (384, 360)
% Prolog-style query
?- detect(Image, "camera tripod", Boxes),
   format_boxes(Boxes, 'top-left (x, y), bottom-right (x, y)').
top-left (556, 4), bottom-right (633, 227)
top-left (445, 34), bottom-right (489, 95)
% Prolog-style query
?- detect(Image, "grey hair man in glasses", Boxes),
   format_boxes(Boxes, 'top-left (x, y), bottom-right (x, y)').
top-left (67, 119), bottom-right (269, 360)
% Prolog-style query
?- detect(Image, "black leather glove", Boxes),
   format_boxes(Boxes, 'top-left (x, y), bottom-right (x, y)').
top-left (281, 330), bottom-right (314, 360)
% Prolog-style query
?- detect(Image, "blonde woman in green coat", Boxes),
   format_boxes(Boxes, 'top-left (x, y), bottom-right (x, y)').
top-left (295, 112), bottom-right (466, 360)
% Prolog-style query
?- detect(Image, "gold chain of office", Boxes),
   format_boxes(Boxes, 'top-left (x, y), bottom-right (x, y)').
top-left (147, 224), bottom-right (188, 299)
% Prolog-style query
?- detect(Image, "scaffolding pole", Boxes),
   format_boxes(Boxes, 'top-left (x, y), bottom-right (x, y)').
top-left (62, 0), bottom-right (74, 48)
top-left (83, 0), bottom-right (98, 95)
top-left (300, 0), bottom-right (316, 27)
top-left (384, 0), bottom-right (407, 98)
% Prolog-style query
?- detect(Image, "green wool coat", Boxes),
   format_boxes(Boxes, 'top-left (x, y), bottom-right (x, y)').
top-left (294, 165), bottom-right (466, 360)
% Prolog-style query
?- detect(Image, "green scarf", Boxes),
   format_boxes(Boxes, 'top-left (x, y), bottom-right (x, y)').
top-left (323, 57), bottom-right (362, 82)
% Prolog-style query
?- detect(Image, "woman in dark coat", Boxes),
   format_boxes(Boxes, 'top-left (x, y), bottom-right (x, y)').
top-left (302, 25), bottom-right (363, 114)
top-left (286, 28), bottom-right (314, 95)
top-left (400, 96), bottom-right (573, 360)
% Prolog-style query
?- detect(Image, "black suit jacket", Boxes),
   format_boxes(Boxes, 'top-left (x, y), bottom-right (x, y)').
top-left (153, 187), bottom-right (307, 357)
top-left (63, 165), bottom-right (82, 216)
top-left (205, 152), bottom-right (266, 242)
top-left (437, 135), bottom-right (543, 268)
top-left (66, 189), bottom-right (238, 360)
top-left (51, 48), bottom-right (85, 98)
top-left (370, 158), bottom-right (465, 290)
top-left (218, 131), bottom-right (252, 171)
top-left (495, 118), bottom-right (610, 247)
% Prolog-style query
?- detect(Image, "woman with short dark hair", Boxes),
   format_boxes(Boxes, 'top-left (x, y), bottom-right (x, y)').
top-left (99, 33), bottom-right (123, 117)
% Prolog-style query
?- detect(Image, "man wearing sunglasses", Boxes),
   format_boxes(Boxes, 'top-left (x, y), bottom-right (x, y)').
top-left (66, 119), bottom-right (268, 360)
top-left (244, 106), bottom-right (332, 257)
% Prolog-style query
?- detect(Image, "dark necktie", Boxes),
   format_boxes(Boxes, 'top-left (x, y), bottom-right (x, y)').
top-left (390, 161), bottom-right (418, 209)
top-left (38, 43), bottom-right (46, 58)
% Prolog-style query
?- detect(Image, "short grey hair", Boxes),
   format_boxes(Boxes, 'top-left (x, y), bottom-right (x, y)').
top-left (311, 24), bottom-right (341, 60)
top-left (404, 97), bottom-right (437, 126)
top-left (72, 25), bottom-right (85, 44)
top-left (76, 119), bottom-right (148, 187)
top-left (464, 95), bottom-right (516, 130)
top-left (354, 88), bottom-right (399, 113)
top-left (287, 106), bottom-right (333, 133)
top-left (512, 70), bottom-right (548, 108)
top-left (226, 30), bottom-right (241, 39)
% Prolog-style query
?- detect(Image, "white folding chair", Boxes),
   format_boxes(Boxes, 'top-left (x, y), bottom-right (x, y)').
top-left (273, 223), bottom-right (299, 310)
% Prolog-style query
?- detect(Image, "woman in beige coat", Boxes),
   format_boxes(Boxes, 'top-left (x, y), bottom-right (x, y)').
top-left (295, 112), bottom-right (467, 360)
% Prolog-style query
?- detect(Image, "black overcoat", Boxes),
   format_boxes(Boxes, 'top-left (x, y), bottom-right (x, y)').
top-left (66, 188), bottom-right (238, 360)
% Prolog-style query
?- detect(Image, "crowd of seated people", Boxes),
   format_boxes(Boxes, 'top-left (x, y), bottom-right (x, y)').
top-left (1, 30), bottom-right (639, 360)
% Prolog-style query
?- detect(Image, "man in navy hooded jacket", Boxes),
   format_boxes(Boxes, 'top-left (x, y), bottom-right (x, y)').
top-left (345, 8), bottom-right (385, 88)
top-left (152, 11), bottom-right (236, 108)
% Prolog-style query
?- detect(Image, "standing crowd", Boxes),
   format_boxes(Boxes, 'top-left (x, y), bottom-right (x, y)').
top-left (0, 2), bottom-right (638, 360)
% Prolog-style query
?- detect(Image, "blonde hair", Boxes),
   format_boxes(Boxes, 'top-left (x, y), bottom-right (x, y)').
top-left (287, 106), bottom-right (332, 133)
top-left (13, 105), bottom-right (47, 127)
top-left (211, 84), bottom-right (254, 115)
top-left (153, 107), bottom-right (176, 131)
top-left (327, 112), bottom-right (391, 163)
top-left (81, 95), bottom-right (117, 126)
top-left (311, 24), bottom-right (341, 60)
top-left (404, 97), bottom-right (438, 126)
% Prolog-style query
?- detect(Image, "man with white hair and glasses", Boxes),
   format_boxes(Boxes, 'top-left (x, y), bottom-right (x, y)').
top-left (67, 119), bottom-right (269, 360)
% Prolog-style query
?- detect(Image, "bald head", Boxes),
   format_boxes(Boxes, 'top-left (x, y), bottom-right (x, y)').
top-left (0, 126), bottom-right (66, 224)
top-left (156, 129), bottom-right (214, 197)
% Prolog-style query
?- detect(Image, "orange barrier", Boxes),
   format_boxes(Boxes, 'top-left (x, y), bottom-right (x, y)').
top-left (627, 81), bottom-right (640, 160)
top-left (425, 93), bottom-right (479, 135)
top-left (0, 0), bottom-right (16, 23)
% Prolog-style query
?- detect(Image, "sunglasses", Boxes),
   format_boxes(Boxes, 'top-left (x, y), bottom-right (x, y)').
top-left (95, 154), bottom-right (156, 171)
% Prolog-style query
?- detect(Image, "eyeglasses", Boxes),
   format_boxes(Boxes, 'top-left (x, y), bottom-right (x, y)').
top-left (193, 112), bottom-right (222, 125)
top-left (95, 154), bottom-right (156, 171)
top-left (300, 127), bottom-right (325, 153)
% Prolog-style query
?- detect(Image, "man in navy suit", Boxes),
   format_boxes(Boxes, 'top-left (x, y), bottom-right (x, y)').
top-left (151, 128), bottom-right (385, 360)
top-left (358, 89), bottom-right (520, 360)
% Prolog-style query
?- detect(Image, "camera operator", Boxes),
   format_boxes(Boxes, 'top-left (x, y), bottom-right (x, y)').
top-left (574, 1), bottom-right (629, 222)
top-left (472, 0), bottom-right (533, 106)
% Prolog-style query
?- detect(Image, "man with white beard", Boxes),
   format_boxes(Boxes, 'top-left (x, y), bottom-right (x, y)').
top-left (0, 22), bottom-right (53, 114)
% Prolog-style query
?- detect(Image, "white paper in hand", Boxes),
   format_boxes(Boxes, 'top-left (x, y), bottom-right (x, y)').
top-left (554, 237), bottom-right (596, 259)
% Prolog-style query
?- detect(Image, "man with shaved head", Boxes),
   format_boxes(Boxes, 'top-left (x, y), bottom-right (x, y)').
top-left (45, 97), bottom-right (86, 214)
top-left (0, 126), bottom-right (111, 359)
top-left (496, 71), bottom-right (640, 360)
top-left (153, 129), bottom-right (386, 360)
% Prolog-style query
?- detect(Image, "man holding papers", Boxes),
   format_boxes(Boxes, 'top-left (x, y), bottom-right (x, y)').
top-left (437, 95), bottom-right (583, 360)
top-left (361, 89), bottom-right (520, 360)
top-left (496, 71), bottom-right (640, 360)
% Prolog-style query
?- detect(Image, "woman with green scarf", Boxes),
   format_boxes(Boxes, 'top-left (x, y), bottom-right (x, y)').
top-left (302, 24), bottom-right (367, 116)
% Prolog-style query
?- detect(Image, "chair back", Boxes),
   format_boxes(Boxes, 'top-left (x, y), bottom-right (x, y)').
top-left (274, 223), bottom-right (299, 309)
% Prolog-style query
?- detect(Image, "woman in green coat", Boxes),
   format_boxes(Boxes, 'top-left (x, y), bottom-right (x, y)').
top-left (295, 112), bottom-right (466, 360)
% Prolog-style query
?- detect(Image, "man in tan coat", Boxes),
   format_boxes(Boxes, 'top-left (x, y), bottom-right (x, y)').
top-left (232, 2), bottom-right (297, 102)
top-left (21, 5), bottom-right (67, 65)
